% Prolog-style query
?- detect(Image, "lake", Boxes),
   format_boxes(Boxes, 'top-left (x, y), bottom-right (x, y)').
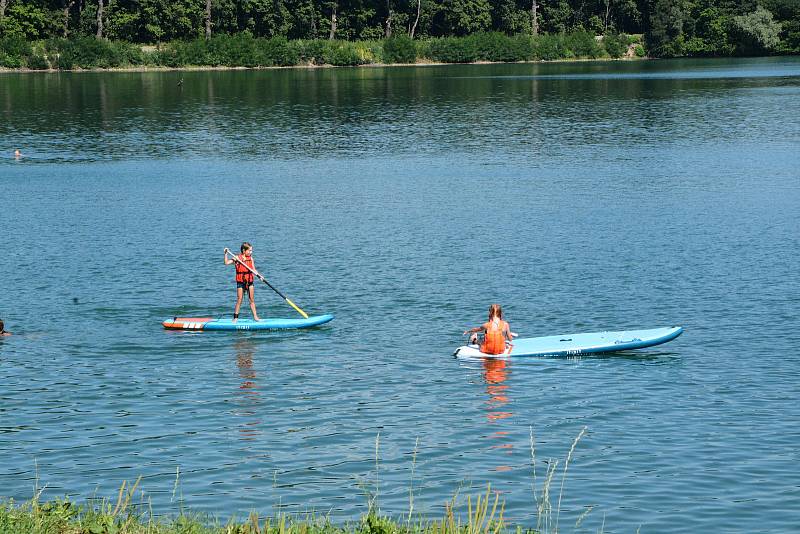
top-left (1, 57), bottom-right (799, 532)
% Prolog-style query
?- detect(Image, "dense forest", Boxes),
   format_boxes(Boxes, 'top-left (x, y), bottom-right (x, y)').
top-left (0, 0), bottom-right (797, 66)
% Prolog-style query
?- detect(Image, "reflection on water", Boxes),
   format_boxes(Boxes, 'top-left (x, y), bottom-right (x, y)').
top-left (483, 359), bottom-right (512, 422)
top-left (3, 58), bottom-right (798, 164)
top-left (481, 359), bottom-right (514, 472)
top-left (233, 338), bottom-right (261, 441)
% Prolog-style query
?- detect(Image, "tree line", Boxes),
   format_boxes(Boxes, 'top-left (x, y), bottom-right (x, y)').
top-left (0, 0), bottom-right (797, 59)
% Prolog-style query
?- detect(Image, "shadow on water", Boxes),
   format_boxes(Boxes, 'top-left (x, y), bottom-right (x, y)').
top-left (456, 348), bottom-right (681, 364)
top-left (535, 349), bottom-right (682, 362)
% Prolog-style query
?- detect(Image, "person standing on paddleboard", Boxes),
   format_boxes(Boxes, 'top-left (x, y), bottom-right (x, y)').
top-left (224, 243), bottom-right (261, 323)
top-left (464, 304), bottom-right (517, 355)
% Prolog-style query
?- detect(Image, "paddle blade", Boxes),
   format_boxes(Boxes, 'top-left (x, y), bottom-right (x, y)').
top-left (286, 298), bottom-right (309, 319)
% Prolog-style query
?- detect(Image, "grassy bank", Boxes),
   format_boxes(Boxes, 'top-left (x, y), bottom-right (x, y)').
top-left (8, 490), bottom-right (506, 534)
top-left (1, 430), bottom-right (590, 533)
top-left (0, 32), bottom-right (644, 71)
top-left (0, 486), bottom-right (568, 534)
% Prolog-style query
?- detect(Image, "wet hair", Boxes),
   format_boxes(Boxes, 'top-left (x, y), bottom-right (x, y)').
top-left (240, 242), bottom-right (252, 253)
top-left (488, 304), bottom-right (503, 321)
top-left (0, 320), bottom-right (4, 333)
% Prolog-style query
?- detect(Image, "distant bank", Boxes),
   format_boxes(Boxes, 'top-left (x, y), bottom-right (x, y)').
top-left (1, 32), bottom-right (644, 72)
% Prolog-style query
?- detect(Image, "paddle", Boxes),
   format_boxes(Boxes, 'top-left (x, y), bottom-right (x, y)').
top-left (225, 249), bottom-right (309, 319)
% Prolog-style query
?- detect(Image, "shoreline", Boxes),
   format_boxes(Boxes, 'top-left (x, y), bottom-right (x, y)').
top-left (0, 55), bottom-right (648, 74)
top-left (1, 32), bottom-right (647, 72)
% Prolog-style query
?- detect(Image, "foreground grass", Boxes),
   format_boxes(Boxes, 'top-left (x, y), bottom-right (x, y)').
top-left (1, 488), bottom-right (508, 534)
top-left (1, 428), bottom-right (589, 534)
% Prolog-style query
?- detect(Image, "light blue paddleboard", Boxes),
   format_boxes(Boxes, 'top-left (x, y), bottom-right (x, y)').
top-left (163, 314), bottom-right (334, 331)
top-left (454, 326), bottom-right (683, 359)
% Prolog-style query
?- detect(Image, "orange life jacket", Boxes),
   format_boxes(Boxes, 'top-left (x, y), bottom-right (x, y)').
top-left (481, 319), bottom-right (507, 355)
top-left (235, 254), bottom-right (255, 283)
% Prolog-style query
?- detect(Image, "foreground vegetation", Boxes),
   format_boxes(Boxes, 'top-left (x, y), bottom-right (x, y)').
top-left (7, 489), bottom-right (508, 534)
top-left (0, 31), bottom-right (642, 69)
top-left (1, 482), bottom-right (590, 534)
top-left (1, 430), bottom-right (590, 533)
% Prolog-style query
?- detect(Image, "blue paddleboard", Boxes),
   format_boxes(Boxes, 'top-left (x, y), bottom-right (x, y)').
top-left (163, 314), bottom-right (334, 331)
top-left (454, 326), bottom-right (683, 358)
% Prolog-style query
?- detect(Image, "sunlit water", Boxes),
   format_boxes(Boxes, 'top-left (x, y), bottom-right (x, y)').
top-left (1, 57), bottom-right (799, 532)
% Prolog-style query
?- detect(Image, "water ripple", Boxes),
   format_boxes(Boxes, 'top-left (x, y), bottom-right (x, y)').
top-left (1, 57), bottom-right (800, 532)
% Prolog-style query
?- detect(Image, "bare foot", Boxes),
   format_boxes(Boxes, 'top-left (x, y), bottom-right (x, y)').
top-left (253, 316), bottom-right (261, 322)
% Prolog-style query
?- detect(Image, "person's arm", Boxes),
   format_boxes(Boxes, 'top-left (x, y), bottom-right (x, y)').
top-left (505, 322), bottom-right (517, 341)
top-left (463, 322), bottom-right (487, 336)
top-left (224, 248), bottom-right (234, 265)
top-left (251, 260), bottom-right (264, 280)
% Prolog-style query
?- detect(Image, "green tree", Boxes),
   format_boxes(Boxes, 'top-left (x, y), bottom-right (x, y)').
top-left (239, 0), bottom-right (290, 37)
top-left (436, 0), bottom-right (492, 35)
top-left (647, 0), bottom-right (687, 56)
top-left (212, 0), bottom-right (240, 35)
top-left (0, 0), bottom-right (9, 26)
top-left (285, 0), bottom-right (319, 38)
top-left (340, 0), bottom-right (381, 39)
top-left (409, 0), bottom-right (436, 37)
top-left (612, 0), bottom-right (644, 32)
top-left (762, 0), bottom-right (800, 51)
top-left (106, 7), bottom-right (141, 41)
top-left (685, 6), bottom-right (733, 55)
top-left (130, 0), bottom-right (204, 42)
top-left (2, 2), bottom-right (55, 38)
top-left (491, 0), bottom-right (531, 33)
top-left (731, 5), bottom-right (781, 53)
top-left (542, 0), bottom-right (573, 32)
top-left (780, 18), bottom-right (800, 51)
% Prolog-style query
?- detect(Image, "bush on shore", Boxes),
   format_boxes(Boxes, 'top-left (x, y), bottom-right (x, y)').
top-left (381, 35), bottom-right (418, 64)
top-left (45, 37), bottom-right (144, 69)
top-left (1, 31), bottom-right (644, 71)
top-left (424, 32), bottom-right (536, 62)
top-left (600, 33), bottom-right (628, 58)
top-left (0, 36), bottom-right (32, 68)
top-left (563, 30), bottom-right (605, 58)
top-left (0, 35), bottom-right (144, 69)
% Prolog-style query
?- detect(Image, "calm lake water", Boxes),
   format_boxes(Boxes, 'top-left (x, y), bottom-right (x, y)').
top-left (1, 57), bottom-right (799, 532)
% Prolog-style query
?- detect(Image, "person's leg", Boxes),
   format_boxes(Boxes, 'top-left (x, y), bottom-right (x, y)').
top-left (233, 285), bottom-right (244, 322)
top-left (248, 284), bottom-right (260, 321)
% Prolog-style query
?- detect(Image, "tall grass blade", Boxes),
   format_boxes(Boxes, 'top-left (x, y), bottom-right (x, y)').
top-left (574, 504), bottom-right (594, 529)
top-left (529, 426), bottom-right (537, 506)
top-left (555, 426), bottom-right (586, 532)
top-left (408, 436), bottom-right (420, 529)
top-left (171, 465), bottom-right (180, 503)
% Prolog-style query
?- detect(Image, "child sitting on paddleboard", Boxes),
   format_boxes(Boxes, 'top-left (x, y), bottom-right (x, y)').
top-left (464, 304), bottom-right (517, 355)
top-left (224, 243), bottom-right (261, 323)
